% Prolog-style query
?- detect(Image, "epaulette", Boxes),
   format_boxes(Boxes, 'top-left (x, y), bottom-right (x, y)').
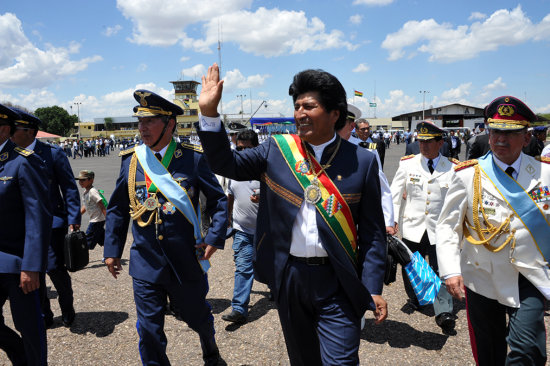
top-left (181, 142), bottom-right (203, 153)
top-left (400, 154), bottom-right (415, 161)
top-left (449, 157), bottom-right (460, 165)
top-left (14, 146), bottom-right (34, 157)
top-left (536, 156), bottom-right (550, 164)
top-left (119, 147), bottom-right (135, 157)
top-left (454, 159), bottom-right (478, 171)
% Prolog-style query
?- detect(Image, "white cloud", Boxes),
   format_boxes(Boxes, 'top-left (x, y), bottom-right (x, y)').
top-left (137, 63), bottom-right (147, 72)
top-left (441, 82), bottom-right (472, 100)
top-left (181, 64), bottom-right (207, 80)
top-left (352, 63), bottom-right (370, 73)
top-left (103, 25), bottom-right (122, 37)
top-left (180, 56), bottom-right (190, 62)
top-left (223, 69), bottom-right (270, 91)
top-left (381, 5), bottom-right (550, 62)
top-left (349, 14), bottom-right (363, 25)
top-left (469, 12), bottom-right (487, 21)
top-left (0, 13), bottom-right (103, 89)
top-left (353, 0), bottom-right (394, 6)
top-left (117, 0), bottom-right (252, 46)
top-left (483, 77), bottom-right (506, 92)
top-left (117, 1), bottom-right (357, 57)
top-left (189, 7), bottom-right (358, 57)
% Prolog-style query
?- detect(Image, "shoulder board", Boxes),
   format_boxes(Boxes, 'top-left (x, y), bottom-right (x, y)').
top-left (14, 146), bottom-right (34, 157)
top-left (369, 142), bottom-right (377, 149)
top-left (454, 159), bottom-right (478, 171)
top-left (119, 147), bottom-right (135, 157)
top-left (449, 157), bottom-right (460, 165)
top-left (536, 156), bottom-right (550, 164)
top-left (180, 143), bottom-right (203, 153)
top-left (400, 154), bottom-right (415, 161)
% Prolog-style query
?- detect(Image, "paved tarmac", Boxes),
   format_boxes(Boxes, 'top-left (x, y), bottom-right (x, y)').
top-left (1, 141), bottom-right (548, 365)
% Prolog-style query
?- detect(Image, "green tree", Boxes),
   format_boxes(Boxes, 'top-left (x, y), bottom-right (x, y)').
top-left (34, 106), bottom-right (77, 136)
top-left (104, 117), bottom-right (114, 131)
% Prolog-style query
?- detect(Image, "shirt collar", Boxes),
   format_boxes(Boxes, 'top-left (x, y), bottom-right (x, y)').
top-left (154, 139), bottom-right (172, 158)
top-left (423, 154), bottom-right (441, 168)
top-left (493, 154), bottom-right (522, 178)
top-left (25, 139), bottom-right (37, 151)
top-left (309, 134), bottom-right (336, 161)
top-left (0, 139), bottom-right (8, 153)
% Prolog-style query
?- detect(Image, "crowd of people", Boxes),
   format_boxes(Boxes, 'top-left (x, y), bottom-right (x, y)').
top-left (1, 62), bottom-right (549, 366)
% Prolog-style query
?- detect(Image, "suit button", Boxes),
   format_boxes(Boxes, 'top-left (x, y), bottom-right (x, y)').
top-left (158, 235), bottom-right (164, 241)
top-left (544, 204), bottom-right (549, 210)
top-left (475, 262), bottom-right (479, 266)
top-left (426, 201), bottom-right (430, 205)
top-left (510, 258), bottom-right (516, 263)
top-left (427, 191), bottom-right (431, 194)
top-left (425, 211), bottom-right (428, 215)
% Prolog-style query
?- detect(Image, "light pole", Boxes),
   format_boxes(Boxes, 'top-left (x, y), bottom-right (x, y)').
top-left (419, 91), bottom-right (429, 120)
top-left (74, 102), bottom-right (82, 137)
top-left (237, 94), bottom-right (246, 122)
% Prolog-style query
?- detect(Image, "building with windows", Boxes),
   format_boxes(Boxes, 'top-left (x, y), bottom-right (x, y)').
top-left (392, 103), bottom-right (485, 132)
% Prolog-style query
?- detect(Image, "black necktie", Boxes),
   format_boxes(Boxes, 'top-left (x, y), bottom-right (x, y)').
top-left (155, 152), bottom-right (162, 162)
top-left (505, 167), bottom-right (515, 178)
top-left (428, 159), bottom-right (434, 174)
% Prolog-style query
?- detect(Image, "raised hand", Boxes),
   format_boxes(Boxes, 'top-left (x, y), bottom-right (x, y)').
top-left (199, 63), bottom-right (224, 117)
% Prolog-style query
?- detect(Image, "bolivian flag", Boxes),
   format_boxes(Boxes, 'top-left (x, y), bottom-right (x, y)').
top-left (354, 90), bottom-right (363, 97)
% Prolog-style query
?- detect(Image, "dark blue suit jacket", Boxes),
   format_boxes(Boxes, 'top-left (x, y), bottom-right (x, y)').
top-left (197, 129), bottom-right (387, 315)
top-left (33, 140), bottom-right (81, 229)
top-left (104, 143), bottom-right (228, 285)
top-left (0, 140), bottom-right (52, 273)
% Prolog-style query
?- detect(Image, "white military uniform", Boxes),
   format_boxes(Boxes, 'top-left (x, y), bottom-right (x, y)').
top-left (436, 153), bottom-right (550, 307)
top-left (391, 153), bottom-right (456, 244)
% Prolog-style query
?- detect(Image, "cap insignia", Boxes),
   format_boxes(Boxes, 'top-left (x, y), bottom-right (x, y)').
top-left (420, 127), bottom-right (428, 134)
top-left (135, 91), bottom-right (152, 107)
top-left (498, 104), bottom-right (515, 117)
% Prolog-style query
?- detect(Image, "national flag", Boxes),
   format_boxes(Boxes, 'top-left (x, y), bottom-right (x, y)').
top-left (369, 103), bottom-right (377, 107)
top-left (354, 90), bottom-right (363, 97)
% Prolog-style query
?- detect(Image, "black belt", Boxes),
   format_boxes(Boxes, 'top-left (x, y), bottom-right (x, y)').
top-left (288, 255), bottom-right (330, 265)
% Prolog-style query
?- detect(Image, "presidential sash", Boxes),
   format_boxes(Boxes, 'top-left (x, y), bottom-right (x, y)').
top-left (273, 134), bottom-right (358, 263)
top-left (478, 153), bottom-right (550, 263)
top-left (135, 142), bottom-right (210, 272)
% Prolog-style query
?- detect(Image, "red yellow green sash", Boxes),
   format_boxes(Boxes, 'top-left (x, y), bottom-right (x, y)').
top-left (145, 140), bottom-right (176, 194)
top-left (273, 134), bottom-right (357, 262)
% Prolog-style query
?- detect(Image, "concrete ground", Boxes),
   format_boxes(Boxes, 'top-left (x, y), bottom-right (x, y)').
top-left (1, 141), bottom-right (547, 365)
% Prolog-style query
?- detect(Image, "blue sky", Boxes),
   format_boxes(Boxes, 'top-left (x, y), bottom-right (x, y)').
top-left (1, 0), bottom-right (549, 122)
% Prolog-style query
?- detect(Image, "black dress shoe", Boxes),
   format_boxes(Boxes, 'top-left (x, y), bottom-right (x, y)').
top-left (221, 310), bottom-right (247, 324)
top-left (62, 309), bottom-right (75, 327)
top-left (435, 312), bottom-right (456, 331)
top-left (44, 316), bottom-right (54, 329)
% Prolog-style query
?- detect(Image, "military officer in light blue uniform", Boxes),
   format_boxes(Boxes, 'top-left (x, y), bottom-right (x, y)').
top-left (10, 108), bottom-right (82, 328)
top-left (0, 104), bottom-right (51, 365)
top-left (104, 90), bottom-right (228, 366)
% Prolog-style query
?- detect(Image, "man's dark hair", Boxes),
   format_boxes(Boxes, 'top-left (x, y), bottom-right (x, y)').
top-left (288, 69), bottom-right (347, 131)
top-left (237, 129), bottom-right (259, 147)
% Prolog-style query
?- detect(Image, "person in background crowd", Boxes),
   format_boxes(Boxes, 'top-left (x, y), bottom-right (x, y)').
top-left (355, 118), bottom-right (386, 168)
top-left (221, 129), bottom-right (261, 325)
top-left (0, 103), bottom-right (51, 365)
top-left (197, 63), bottom-right (387, 365)
top-left (437, 96), bottom-right (550, 365)
top-left (448, 130), bottom-right (461, 159)
top-left (10, 108), bottom-right (82, 329)
top-left (468, 120), bottom-right (490, 159)
top-left (390, 121), bottom-right (457, 333)
top-left (104, 90), bottom-right (228, 365)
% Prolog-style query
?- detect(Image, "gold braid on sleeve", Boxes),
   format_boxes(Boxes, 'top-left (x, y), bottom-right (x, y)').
top-left (128, 153), bottom-right (158, 227)
top-left (463, 165), bottom-right (516, 253)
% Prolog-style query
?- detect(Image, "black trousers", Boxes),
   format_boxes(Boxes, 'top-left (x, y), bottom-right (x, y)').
top-left (465, 274), bottom-right (546, 366)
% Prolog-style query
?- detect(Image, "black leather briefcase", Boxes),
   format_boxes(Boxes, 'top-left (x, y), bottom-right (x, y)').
top-left (64, 230), bottom-right (89, 272)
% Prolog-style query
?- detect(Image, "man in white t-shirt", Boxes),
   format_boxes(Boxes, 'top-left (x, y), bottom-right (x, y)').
top-left (222, 130), bottom-right (261, 324)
